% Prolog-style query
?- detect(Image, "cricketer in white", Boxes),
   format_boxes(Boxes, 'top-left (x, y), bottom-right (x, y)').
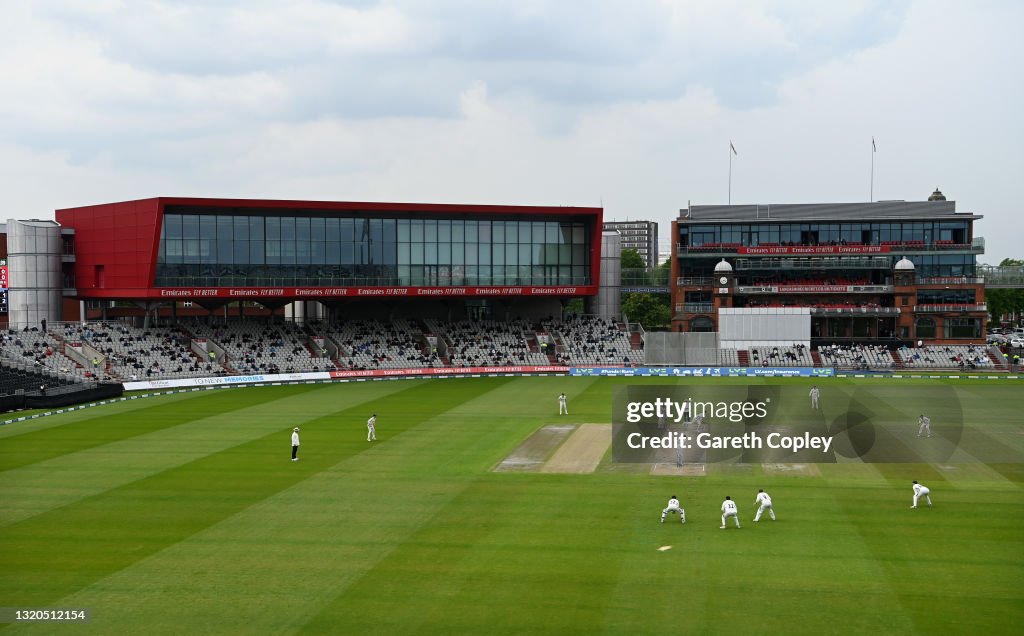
top-left (911, 481), bottom-right (933, 508)
top-left (721, 496), bottom-right (740, 529)
top-left (809, 385), bottom-right (821, 409)
top-left (917, 414), bottom-right (932, 438)
top-left (754, 489), bottom-right (776, 522)
top-left (661, 496), bottom-right (686, 524)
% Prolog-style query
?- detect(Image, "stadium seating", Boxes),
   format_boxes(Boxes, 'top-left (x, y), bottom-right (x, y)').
top-left (185, 321), bottom-right (334, 374)
top-left (541, 315), bottom-right (644, 367)
top-left (23, 317), bottom-right (1005, 382)
top-left (897, 344), bottom-right (995, 370)
top-left (817, 344), bottom-right (896, 370)
top-left (718, 348), bottom-right (741, 366)
top-left (0, 327), bottom-right (104, 384)
top-left (326, 319), bottom-right (440, 370)
top-left (0, 361), bottom-right (83, 396)
top-left (748, 345), bottom-right (813, 367)
top-left (58, 322), bottom-right (213, 380)
top-left (429, 318), bottom-right (550, 367)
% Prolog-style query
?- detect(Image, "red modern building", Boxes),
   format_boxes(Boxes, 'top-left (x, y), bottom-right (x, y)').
top-left (54, 197), bottom-right (603, 322)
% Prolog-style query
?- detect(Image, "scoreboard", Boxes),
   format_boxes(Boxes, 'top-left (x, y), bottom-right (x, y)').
top-left (0, 259), bottom-right (7, 313)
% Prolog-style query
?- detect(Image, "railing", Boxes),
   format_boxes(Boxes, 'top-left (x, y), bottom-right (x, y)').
top-left (917, 276), bottom-right (985, 285)
top-left (674, 302), bottom-right (714, 314)
top-left (735, 257), bottom-right (892, 270)
top-left (153, 276), bottom-right (594, 288)
top-left (809, 307), bottom-right (901, 315)
top-left (621, 268), bottom-right (670, 286)
top-left (913, 304), bottom-right (988, 313)
top-left (676, 277), bottom-right (712, 286)
top-left (676, 243), bottom-right (735, 254)
top-left (735, 284), bottom-right (892, 294)
top-left (980, 265), bottom-right (1024, 287)
top-left (676, 238), bottom-right (985, 254)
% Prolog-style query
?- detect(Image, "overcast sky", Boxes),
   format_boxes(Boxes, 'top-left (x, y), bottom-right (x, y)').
top-left (2, 0), bottom-right (1021, 263)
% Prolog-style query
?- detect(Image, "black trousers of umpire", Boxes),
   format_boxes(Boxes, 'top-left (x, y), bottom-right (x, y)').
top-left (292, 445), bottom-right (299, 459)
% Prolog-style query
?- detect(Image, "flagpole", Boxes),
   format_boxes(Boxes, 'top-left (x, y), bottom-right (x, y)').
top-left (870, 137), bottom-right (875, 202)
top-left (728, 145), bottom-right (732, 205)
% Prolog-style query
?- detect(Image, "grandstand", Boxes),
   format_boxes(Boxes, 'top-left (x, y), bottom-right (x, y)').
top-left (57, 322), bottom-right (212, 381)
top-left (327, 319), bottom-right (440, 370)
top-left (671, 195), bottom-right (988, 348)
top-left (3, 314), bottom-right (1016, 395)
top-left (542, 315), bottom-right (645, 367)
top-left (817, 344), bottom-right (896, 370)
top-left (429, 318), bottom-right (552, 367)
top-left (0, 362), bottom-right (79, 397)
top-left (748, 345), bottom-right (814, 367)
top-left (185, 320), bottom-right (334, 374)
top-left (0, 327), bottom-right (106, 385)
top-left (895, 344), bottom-right (1000, 370)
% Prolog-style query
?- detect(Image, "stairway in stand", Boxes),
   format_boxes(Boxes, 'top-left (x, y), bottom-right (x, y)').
top-left (738, 350), bottom-right (750, 366)
top-left (629, 331), bottom-right (643, 349)
top-left (985, 348), bottom-right (1009, 371)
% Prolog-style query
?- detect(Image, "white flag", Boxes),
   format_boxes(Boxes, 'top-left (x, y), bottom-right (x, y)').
top-left (872, 137), bottom-right (877, 152)
top-left (730, 141), bottom-right (737, 156)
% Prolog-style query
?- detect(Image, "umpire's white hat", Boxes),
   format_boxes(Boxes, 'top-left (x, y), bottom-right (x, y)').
top-left (293, 427), bottom-right (300, 432)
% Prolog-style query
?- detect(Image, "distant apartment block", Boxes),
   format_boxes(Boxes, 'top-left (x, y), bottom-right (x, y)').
top-left (603, 220), bottom-right (659, 269)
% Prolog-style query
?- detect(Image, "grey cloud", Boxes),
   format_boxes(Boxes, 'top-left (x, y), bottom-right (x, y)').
top-left (27, 1), bottom-right (911, 120)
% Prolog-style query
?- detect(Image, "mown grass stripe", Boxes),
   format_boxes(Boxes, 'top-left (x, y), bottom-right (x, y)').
top-left (0, 386), bottom-right (323, 473)
top-left (0, 382), bottom-right (424, 529)
top-left (0, 392), bottom-right (204, 439)
top-left (3, 378), bottom-right (532, 635)
top-left (0, 376), bottom-right (1019, 635)
top-left (835, 476), bottom-right (1024, 634)
top-left (0, 380), bottom-right (505, 610)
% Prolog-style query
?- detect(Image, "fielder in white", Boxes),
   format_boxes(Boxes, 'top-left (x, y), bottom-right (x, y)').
top-left (367, 414), bottom-right (377, 442)
top-left (809, 385), bottom-right (821, 410)
top-left (558, 392), bottom-right (568, 415)
top-left (721, 496), bottom-right (740, 529)
top-left (690, 413), bottom-right (705, 434)
top-left (754, 489), bottom-right (776, 522)
top-left (911, 480), bottom-right (933, 508)
top-left (291, 427), bottom-right (300, 461)
top-left (917, 414), bottom-right (932, 438)
top-left (661, 495), bottom-right (686, 524)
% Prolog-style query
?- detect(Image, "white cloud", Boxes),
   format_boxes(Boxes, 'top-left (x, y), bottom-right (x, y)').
top-left (0, 0), bottom-right (1020, 263)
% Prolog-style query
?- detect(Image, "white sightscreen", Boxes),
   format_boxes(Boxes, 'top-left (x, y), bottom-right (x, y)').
top-left (718, 307), bottom-right (811, 349)
top-left (644, 332), bottom-right (719, 366)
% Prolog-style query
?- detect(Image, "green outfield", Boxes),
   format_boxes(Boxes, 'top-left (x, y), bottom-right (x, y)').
top-left (1, 376), bottom-right (1022, 635)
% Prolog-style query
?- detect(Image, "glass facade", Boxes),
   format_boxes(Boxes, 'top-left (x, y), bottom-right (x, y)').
top-left (916, 289), bottom-right (977, 305)
top-left (681, 253), bottom-right (975, 279)
top-left (679, 221), bottom-right (970, 248)
top-left (678, 220), bottom-right (978, 279)
top-left (156, 213), bottom-right (591, 287)
top-left (900, 254), bottom-right (976, 277)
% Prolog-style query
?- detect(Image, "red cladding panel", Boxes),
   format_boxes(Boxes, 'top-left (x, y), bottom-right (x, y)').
top-left (56, 199), bottom-right (162, 293)
top-left (590, 207), bottom-right (604, 288)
